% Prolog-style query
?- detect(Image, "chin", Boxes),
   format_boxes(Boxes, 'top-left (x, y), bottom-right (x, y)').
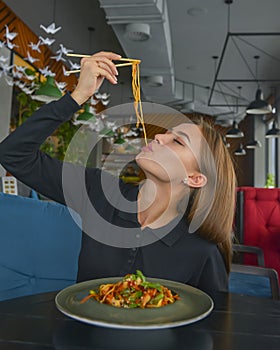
top-left (135, 154), bottom-right (146, 169)
top-left (135, 151), bottom-right (150, 163)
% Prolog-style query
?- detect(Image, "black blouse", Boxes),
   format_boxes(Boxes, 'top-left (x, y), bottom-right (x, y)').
top-left (0, 93), bottom-right (228, 292)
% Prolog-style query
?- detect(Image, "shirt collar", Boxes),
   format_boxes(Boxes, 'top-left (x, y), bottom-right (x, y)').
top-left (144, 215), bottom-right (188, 246)
top-left (117, 183), bottom-right (188, 246)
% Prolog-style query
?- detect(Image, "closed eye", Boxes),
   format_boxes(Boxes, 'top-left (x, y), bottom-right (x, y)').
top-left (173, 138), bottom-right (184, 146)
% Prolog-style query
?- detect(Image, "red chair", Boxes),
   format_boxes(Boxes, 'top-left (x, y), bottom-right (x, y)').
top-left (236, 187), bottom-right (280, 279)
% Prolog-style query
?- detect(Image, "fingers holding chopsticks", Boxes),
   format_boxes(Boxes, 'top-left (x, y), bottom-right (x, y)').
top-left (71, 51), bottom-right (121, 105)
top-left (81, 51), bottom-right (121, 84)
top-left (66, 52), bottom-right (141, 73)
top-left (82, 51), bottom-right (121, 77)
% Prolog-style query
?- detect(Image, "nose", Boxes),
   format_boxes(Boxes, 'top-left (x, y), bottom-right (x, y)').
top-left (154, 133), bottom-right (172, 145)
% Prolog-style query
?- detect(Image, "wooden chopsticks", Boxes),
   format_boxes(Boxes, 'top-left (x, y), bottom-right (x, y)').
top-left (65, 53), bottom-right (141, 74)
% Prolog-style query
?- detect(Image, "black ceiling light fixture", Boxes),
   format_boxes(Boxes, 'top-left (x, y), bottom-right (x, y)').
top-left (208, 0), bottom-right (280, 111)
top-left (246, 56), bottom-right (272, 115)
top-left (265, 119), bottom-right (280, 138)
top-left (234, 143), bottom-right (246, 156)
top-left (246, 139), bottom-right (262, 149)
top-left (226, 120), bottom-right (244, 138)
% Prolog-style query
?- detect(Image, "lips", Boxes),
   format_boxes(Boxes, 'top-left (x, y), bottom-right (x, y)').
top-left (142, 142), bottom-right (153, 152)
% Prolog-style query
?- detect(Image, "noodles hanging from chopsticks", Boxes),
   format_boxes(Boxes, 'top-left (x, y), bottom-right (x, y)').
top-left (66, 53), bottom-right (148, 146)
top-left (130, 61), bottom-right (148, 146)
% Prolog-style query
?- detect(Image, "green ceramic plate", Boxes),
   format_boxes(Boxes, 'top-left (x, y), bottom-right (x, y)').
top-left (55, 277), bottom-right (214, 329)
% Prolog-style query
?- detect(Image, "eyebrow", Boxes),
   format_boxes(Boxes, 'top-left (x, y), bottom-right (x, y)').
top-left (169, 128), bottom-right (191, 144)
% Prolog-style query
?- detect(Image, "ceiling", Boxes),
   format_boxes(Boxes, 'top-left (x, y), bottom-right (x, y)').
top-left (4, 0), bottom-right (280, 126)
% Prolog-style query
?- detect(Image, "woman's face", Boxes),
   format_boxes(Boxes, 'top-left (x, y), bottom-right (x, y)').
top-left (136, 123), bottom-right (205, 186)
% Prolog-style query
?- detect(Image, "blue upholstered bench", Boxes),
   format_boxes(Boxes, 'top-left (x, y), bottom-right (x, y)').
top-left (0, 193), bottom-right (82, 301)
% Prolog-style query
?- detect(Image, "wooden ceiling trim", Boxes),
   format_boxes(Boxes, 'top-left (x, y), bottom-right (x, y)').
top-left (0, 0), bottom-right (77, 90)
top-left (0, 10), bottom-right (16, 36)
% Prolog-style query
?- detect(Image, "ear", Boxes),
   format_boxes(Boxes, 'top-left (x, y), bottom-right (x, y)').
top-left (187, 173), bottom-right (207, 188)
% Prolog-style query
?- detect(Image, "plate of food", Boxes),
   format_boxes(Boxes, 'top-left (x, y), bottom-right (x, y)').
top-left (55, 270), bottom-right (213, 329)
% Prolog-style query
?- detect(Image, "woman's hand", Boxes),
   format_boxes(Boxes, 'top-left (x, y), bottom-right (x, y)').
top-left (71, 51), bottom-right (121, 105)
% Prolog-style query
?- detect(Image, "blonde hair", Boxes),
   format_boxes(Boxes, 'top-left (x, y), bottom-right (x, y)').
top-left (186, 116), bottom-right (236, 273)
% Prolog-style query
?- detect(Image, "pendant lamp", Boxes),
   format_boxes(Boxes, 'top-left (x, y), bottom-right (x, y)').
top-left (246, 88), bottom-right (272, 115)
top-left (234, 143), bottom-right (246, 156)
top-left (226, 121), bottom-right (244, 138)
top-left (246, 140), bottom-right (262, 149)
top-left (33, 76), bottom-right (62, 103)
top-left (265, 119), bottom-right (280, 138)
top-left (246, 56), bottom-right (272, 115)
top-left (77, 104), bottom-right (95, 122)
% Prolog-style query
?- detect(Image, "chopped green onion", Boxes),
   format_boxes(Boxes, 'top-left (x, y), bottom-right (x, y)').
top-left (136, 270), bottom-right (146, 282)
top-left (128, 303), bottom-right (139, 308)
top-left (151, 293), bottom-right (164, 304)
top-left (141, 282), bottom-right (162, 292)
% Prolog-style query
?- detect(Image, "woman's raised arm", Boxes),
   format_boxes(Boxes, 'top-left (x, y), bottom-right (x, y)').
top-left (0, 51), bottom-right (120, 213)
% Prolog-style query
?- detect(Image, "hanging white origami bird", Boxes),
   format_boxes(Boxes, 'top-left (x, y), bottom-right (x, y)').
top-left (5, 25), bottom-right (18, 41)
top-left (68, 60), bottom-right (80, 70)
top-left (51, 52), bottom-right (66, 62)
top-left (16, 81), bottom-right (27, 90)
top-left (56, 44), bottom-right (73, 55)
top-left (6, 40), bottom-right (19, 50)
top-left (62, 66), bottom-right (70, 77)
top-left (90, 96), bottom-right (99, 105)
top-left (40, 22), bottom-right (61, 35)
top-left (12, 70), bottom-right (23, 79)
top-left (28, 40), bottom-right (42, 53)
top-left (0, 55), bottom-right (9, 63)
top-left (0, 62), bottom-right (14, 75)
top-left (24, 71), bottom-right (37, 81)
top-left (56, 81), bottom-right (67, 91)
top-left (39, 66), bottom-right (55, 77)
top-left (21, 86), bottom-right (36, 95)
top-left (14, 65), bottom-right (26, 73)
top-left (101, 99), bottom-right (110, 106)
top-left (95, 92), bottom-right (110, 100)
top-left (39, 36), bottom-right (55, 46)
top-left (25, 51), bottom-right (40, 64)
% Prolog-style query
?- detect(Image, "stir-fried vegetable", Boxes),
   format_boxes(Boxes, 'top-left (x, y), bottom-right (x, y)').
top-left (80, 270), bottom-right (180, 308)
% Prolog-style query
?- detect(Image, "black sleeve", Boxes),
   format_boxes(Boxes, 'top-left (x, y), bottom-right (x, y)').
top-left (0, 93), bottom-right (92, 213)
top-left (198, 248), bottom-right (229, 292)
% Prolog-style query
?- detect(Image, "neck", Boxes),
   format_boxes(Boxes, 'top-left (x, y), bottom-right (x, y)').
top-left (137, 178), bottom-right (184, 229)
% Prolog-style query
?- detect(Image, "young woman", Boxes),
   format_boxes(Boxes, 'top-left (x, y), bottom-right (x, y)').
top-left (0, 51), bottom-right (236, 292)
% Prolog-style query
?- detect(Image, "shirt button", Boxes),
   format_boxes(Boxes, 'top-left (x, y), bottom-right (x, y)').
top-left (128, 259), bottom-right (132, 264)
top-left (136, 234), bottom-right (140, 239)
